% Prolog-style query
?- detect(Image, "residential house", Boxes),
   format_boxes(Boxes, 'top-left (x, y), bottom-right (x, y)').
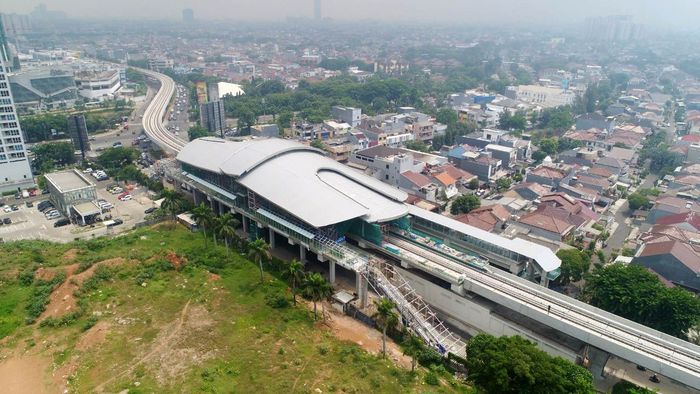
top-left (633, 233), bottom-right (700, 292)
top-left (526, 165), bottom-right (570, 187)
top-left (454, 204), bottom-right (510, 233)
top-left (575, 113), bottom-right (616, 132)
top-left (447, 149), bottom-right (502, 181)
top-left (655, 211), bottom-right (700, 232)
top-left (648, 196), bottom-right (700, 223)
top-left (509, 182), bottom-right (551, 201)
top-left (398, 171), bottom-right (438, 202)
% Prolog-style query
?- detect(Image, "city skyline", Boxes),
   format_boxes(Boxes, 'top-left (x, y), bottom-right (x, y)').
top-left (3, 0), bottom-right (700, 30)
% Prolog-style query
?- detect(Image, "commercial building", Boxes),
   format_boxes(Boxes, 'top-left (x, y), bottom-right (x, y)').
top-left (331, 106), bottom-right (361, 127)
top-left (44, 169), bottom-right (100, 224)
top-left (199, 100), bottom-right (226, 136)
top-left (0, 57), bottom-right (33, 193)
top-left (173, 137), bottom-right (560, 285)
top-left (67, 114), bottom-right (89, 160)
top-left (505, 85), bottom-right (576, 108)
top-left (75, 69), bottom-right (121, 100)
top-left (8, 68), bottom-right (77, 110)
top-left (148, 57), bottom-right (174, 72)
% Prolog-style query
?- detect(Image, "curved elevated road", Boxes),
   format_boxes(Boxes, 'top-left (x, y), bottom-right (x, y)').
top-left (137, 68), bottom-right (187, 154)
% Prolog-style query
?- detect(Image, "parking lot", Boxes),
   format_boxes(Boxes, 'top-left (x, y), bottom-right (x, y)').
top-left (0, 180), bottom-right (157, 243)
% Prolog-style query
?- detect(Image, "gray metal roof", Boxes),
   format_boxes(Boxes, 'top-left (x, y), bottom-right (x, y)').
top-left (407, 205), bottom-right (561, 272)
top-left (177, 138), bottom-right (409, 228)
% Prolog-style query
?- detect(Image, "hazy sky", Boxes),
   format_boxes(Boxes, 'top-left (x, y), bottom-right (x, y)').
top-left (4, 0), bottom-right (700, 29)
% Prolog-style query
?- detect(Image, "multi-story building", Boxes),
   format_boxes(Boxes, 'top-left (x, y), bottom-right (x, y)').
top-left (8, 68), bottom-right (77, 111)
top-left (505, 85), bottom-right (576, 108)
top-left (0, 58), bottom-right (33, 193)
top-left (148, 57), bottom-right (174, 72)
top-left (331, 106), bottom-right (361, 127)
top-left (74, 69), bottom-right (121, 100)
top-left (67, 115), bottom-right (89, 161)
top-left (199, 100), bottom-right (226, 136)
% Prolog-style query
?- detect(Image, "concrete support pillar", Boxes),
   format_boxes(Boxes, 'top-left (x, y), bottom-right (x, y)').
top-left (193, 190), bottom-right (198, 205)
top-left (269, 228), bottom-right (276, 248)
top-left (329, 261), bottom-right (336, 284)
top-left (527, 261), bottom-right (535, 281)
top-left (299, 244), bottom-right (306, 263)
top-left (242, 216), bottom-right (249, 234)
top-left (540, 273), bottom-right (550, 287)
top-left (356, 273), bottom-right (368, 309)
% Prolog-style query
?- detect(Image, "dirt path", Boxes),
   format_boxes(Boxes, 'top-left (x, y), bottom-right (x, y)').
top-left (320, 303), bottom-right (412, 369)
top-left (94, 299), bottom-right (192, 392)
top-left (0, 355), bottom-right (57, 394)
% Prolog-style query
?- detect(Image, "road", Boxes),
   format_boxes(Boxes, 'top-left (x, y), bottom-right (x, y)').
top-left (603, 112), bottom-right (676, 256)
top-left (135, 68), bottom-right (187, 154)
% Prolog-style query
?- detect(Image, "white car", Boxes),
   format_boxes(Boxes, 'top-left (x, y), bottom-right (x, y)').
top-left (118, 194), bottom-right (132, 201)
top-left (3, 206), bottom-right (11, 213)
top-left (46, 211), bottom-right (61, 220)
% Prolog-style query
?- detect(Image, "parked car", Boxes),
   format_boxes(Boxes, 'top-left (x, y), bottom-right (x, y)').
top-left (144, 207), bottom-right (157, 214)
top-left (3, 206), bottom-right (11, 213)
top-left (25, 201), bottom-right (33, 208)
top-left (118, 194), bottom-right (133, 201)
top-left (113, 218), bottom-right (124, 225)
top-left (2, 218), bottom-right (10, 225)
top-left (10, 205), bottom-right (18, 211)
top-left (54, 218), bottom-right (70, 227)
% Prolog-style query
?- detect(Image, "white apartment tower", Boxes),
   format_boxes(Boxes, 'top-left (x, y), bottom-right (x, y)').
top-left (0, 58), bottom-right (34, 193)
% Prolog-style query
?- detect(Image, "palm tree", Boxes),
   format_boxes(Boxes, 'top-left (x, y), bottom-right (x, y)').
top-left (247, 238), bottom-right (271, 283)
top-left (282, 259), bottom-right (305, 305)
top-left (372, 297), bottom-right (399, 358)
top-left (303, 272), bottom-right (333, 321)
top-left (402, 333), bottom-right (424, 372)
top-left (190, 203), bottom-right (214, 246)
top-left (159, 189), bottom-right (182, 219)
top-left (216, 213), bottom-right (238, 255)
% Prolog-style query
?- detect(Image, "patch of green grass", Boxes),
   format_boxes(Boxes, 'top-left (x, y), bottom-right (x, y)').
top-left (0, 284), bottom-right (31, 338)
top-left (0, 224), bottom-right (470, 393)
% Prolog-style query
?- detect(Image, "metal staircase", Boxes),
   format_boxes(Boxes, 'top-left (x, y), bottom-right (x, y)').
top-left (360, 257), bottom-right (466, 357)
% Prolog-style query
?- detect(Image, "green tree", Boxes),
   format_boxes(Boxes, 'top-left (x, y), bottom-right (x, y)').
top-left (32, 142), bottom-right (75, 173)
top-left (468, 178), bottom-right (480, 190)
top-left (627, 193), bottom-right (650, 211)
top-left (556, 249), bottom-right (591, 285)
top-left (282, 259), bottom-right (305, 305)
top-left (436, 108), bottom-right (458, 126)
top-left (277, 110), bottom-right (294, 130)
top-left (404, 140), bottom-right (430, 152)
top-left (310, 139), bottom-right (325, 150)
top-left (402, 333), bottom-right (424, 372)
top-left (496, 177), bottom-right (512, 192)
top-left (159, 189), bottom-right (183, 219)
top-left (188, 125), bottom-right (210, 141)
top-left (190, 203), bottom-right (214, 247)
top-left (372, 297), bottom-right (399, 358)
top-left (538, 137), bottom-right (559, 156)
top-left (450, 194), bottom-right (481, 215)
top-left (216, 213), bottom-right (239, 255)
top-left (582, 264), bottom-right (700, 338)
top-left (97, 147), bottom-right (139, 171)
top-left (498, 109), bottom-right (527, 131)
top-left (303, 272), bottom-right (333, 321)
top-left (466, 334), bottom-right (595, 394)
top-left (247, 238), bottom-right (271, 283)
top-left (537, 106), bottom-right (575, 131)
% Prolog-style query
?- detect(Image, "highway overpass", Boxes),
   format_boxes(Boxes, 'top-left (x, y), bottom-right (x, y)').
top-left (136, 68), bottom-right (187, 153)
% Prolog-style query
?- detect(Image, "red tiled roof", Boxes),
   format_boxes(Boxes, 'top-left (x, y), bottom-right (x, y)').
top-left (638, 240), bottom-right (700, 273)
top-left (530, 166), bottom-right (566, 180)
top-left (455, 204), bottom-right (510, 232)
top-left (656, 211), bottom-right (700, 230)
top-left (434, 172), bottom-right (457, 187)
top-left (681, 134), bottom-right (700, 143)
top-left (401, 171), bottom-right (432, 188)
top-left (518, 208), bottom-right (575, 235)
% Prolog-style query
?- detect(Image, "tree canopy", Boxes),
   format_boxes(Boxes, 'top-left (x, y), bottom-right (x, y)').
top-left (188, 125), bottom-right (210, 141)
top-left (582, 264), bottom-right (700, 338)
top-left (97, 147), bottom-right (139, 171)
top-left (627, 193), bottom-right (650, 211)
top-left (450, 194), bottom-right (480, 215)
top-left (466, 334), bottom-right (595, 394)
top-left (555, 249), bottom-right (591, 285)
top-left (31, 142), bottom-right (75, 174)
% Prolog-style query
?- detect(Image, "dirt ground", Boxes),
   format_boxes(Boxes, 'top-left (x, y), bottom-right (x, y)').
top-left (0, 354), bottom-right (58, 394)
top-left (39, 258), bottom-right (126, 322)
top-left (319, 303), bottom-right (413, 370)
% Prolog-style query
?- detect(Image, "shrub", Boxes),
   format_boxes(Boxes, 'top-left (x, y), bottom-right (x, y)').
top-left (424, 371), bottom-right (439, 386)
top-left (82, 316), bottom-right (99, 332)
top-left (417, 347), bottom-right (443, 368)
top-left (265, 292), bottom-right (290, 309)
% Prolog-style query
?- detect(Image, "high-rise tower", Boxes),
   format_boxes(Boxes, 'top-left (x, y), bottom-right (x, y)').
top-left (0, 56), bottom-right (34, 193)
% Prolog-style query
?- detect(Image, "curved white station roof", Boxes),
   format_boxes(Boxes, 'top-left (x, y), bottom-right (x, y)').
top-left (177, 138), bottom-right (409, 228)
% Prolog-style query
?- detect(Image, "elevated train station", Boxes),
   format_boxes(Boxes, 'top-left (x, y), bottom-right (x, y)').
top-left (171, 137), bottom-right (700, 390)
